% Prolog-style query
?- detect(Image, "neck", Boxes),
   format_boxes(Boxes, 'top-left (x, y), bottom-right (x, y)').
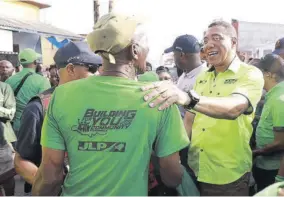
top-left (58, 78), bottom-right (72, 86)
top-left (101, 60), bottom-right (136, 80)
top-left (184, 61), bottom-right (203, 73)
top-left (265, 80), bottom-right (284, 92)
top-left (214, 53), bottom-right (236, 73)
top-left (24, 65), bottom-right (36, 70)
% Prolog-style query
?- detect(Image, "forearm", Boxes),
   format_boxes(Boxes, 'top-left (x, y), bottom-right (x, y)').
top-left (160, 163), bottom-right (183, 188)
top-left (277, 157), bottom-right (284, 177)
top-left (193, 95), bottom-right (247, 120)
top-left (14, 154), bottom-right (38, 185)
top-left (32, 167), bottom-right (64, 196)
top-left (0, 106), bottom-right (15, 120)
top-left (254, 142), bottom-right (284, 156)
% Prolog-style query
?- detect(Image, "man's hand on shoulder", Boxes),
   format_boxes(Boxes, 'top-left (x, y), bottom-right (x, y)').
top-left (141, 80), bottom-right (191, 110)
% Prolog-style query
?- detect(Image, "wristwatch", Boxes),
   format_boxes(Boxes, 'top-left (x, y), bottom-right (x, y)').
top-left (184, 90), bottom-right (200, 110)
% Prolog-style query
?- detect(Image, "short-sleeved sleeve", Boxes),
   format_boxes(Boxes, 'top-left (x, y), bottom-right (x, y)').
top-left (39, 78), bottom-right (51, 93)
top-left (232, 67), bottom-right (264, 114)
top-left (154, 105), bottom-right (190, 157)
top-left (41, 90), bottom-right (65, 150)
top-left (272, 96), bottom-right (284, 131)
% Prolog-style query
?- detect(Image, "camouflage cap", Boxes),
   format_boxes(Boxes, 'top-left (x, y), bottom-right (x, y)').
top-left (87, 13), bottom-right (140, 64)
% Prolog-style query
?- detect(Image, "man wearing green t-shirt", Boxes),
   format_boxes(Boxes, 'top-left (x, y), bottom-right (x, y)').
top-left (32, 13), bottom-right (189, 196)
top-left (253, 54), bottom-right (284, 191)
top-left (6, 48), bottom-right (51, 135)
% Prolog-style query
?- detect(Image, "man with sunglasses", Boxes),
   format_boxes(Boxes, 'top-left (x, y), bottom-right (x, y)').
top-left (142, 20), bottom-right (264, 195)
top-left (14, 41), bottom-right (102, 194)
top-left (253, 54), bottom-right (284, 192)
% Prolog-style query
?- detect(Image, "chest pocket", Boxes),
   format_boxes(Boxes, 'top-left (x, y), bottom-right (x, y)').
top-left (217, 78), bottom-right (239, 96)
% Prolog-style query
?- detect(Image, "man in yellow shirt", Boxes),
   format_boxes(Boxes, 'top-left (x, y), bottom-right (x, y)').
top-left (142, 20), bottom-right (264, 195)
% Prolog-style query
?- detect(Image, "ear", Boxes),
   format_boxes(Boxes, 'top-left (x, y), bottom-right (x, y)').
top-left (66, 63), bottom-right (75, 75)
top-left (231, 37), bottom-right (237, 47)
top-left (265, 72), bottom-right (273, 78)
top-left (130, 43), bottom-right (140, 60)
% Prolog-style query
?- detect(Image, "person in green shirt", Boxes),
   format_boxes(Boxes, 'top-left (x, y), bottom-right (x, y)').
top-left (6, 48), bottom-right (51, 135)
top-left (252, 54), bottom-right (284, 191)
top-left (32, 13), bottom-right (189, 196)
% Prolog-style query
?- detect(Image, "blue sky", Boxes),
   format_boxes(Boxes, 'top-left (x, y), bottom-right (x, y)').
top-left (40, 0), bottom-right (284, 65)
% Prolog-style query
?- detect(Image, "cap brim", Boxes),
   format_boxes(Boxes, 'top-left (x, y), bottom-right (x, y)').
top-left (36, 53), bottom-right (42, 58)
top-left (70, 53), bottom-right (103, 66)
top-left (164, 46), bottom-right (174, 53)
top-left (83, 54), bottom-right (103, 65)
top-left (272, 49), bottom-right (284, 55)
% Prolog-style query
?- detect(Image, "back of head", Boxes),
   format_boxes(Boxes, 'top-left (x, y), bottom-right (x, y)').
top-left (258, 53), bottom-right (284, 81)
top-left (248, 58), bottom-right (260, 67)
top-left (272, 38), bottom-right (284, 58)
top-left (87, 13), bottom-right (148, 74)
top-left (156, 66), bottom-right (169, 74)
top-left (19, 48), bottom-right (41, 67)
top-left (53, 41), bottom-right (102, 83)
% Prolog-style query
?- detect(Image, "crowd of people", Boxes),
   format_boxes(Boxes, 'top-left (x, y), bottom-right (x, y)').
top-left (0, 12), bottom-right (284, 196)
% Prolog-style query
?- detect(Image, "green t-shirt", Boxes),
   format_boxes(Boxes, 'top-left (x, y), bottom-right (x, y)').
top-left (41, 76), bottom-right (189, 196)
top-left (256, 81), bottom-right (284, 170)
top-left (6, 68), bottom-right (51, 132)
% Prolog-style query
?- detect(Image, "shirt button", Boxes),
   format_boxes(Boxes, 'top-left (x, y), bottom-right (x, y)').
top-left (213, 85), bottom-right (216, 87)
top-left (202, 128), bottom-right (205, 131)
top-left (217, 93), bottom-right (220, 95)
top-left (210, 91), bottom-right (212, 94)
top-left (200, 149), bottom-right (203, 152)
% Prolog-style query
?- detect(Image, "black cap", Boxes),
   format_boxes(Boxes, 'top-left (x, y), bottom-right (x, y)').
top-left (272, 38), bottom-right (284, 55)
top-left (54, 41), bottom-right (103, 68)
top-left (164, 34), bottom-right (201, 54)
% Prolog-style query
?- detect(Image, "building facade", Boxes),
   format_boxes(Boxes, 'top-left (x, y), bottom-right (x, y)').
top-left (0, 0), bottom-right (82, 66)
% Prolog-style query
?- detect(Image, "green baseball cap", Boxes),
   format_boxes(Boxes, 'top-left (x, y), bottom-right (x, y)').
top-left (87, 13), bottom-right (141, 64)
top-left (138, 71), bottom-right (159, 82)
top-left (19, 48), bottom-right (41, 64)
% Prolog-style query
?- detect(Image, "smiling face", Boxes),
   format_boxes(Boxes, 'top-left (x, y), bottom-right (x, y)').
top-left (203, 25), bottom-right (237, 68)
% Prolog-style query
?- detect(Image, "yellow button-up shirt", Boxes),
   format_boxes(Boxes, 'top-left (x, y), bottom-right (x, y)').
top-left (188, 58), bottom-right (264, 184)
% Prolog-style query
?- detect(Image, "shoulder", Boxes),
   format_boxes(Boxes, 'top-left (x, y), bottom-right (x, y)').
top-left (238, 62), bottom-right (263, 81)
top-left (32, 73), bottom-right (48, 80)
top-left (239, 62), bottom-right (262, 75)
top-left (40, 87), bottom-right (56, 95)
top-left (5, 74), bottom-right (17, 84)
top-left (195, 68), bottom-right (210, 81)
top-left (27, 97), bottom-right (42, 110)
top-left (0, 82), bottom-right (13, 92)
top-left (24, 98), bottom-right (43, 118)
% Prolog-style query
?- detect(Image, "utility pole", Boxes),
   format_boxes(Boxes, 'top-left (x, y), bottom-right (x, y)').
top-left (94, 0), bottom-right (100, 24)
top-left (109, 0), bottom-right (114, 13)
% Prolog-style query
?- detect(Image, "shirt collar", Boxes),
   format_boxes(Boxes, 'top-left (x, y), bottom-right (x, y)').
top-left (266, 81), bottom-right (284, 98)
top-left (184, 62), bottom-right (207, 77)
top-left (21, 68), bottom-right (36, 73)
top-left (207, 57), bottom-right (241, 74)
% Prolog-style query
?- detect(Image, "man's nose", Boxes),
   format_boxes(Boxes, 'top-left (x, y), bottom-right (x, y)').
top-left (204, 41), bottom-right (215, 52)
